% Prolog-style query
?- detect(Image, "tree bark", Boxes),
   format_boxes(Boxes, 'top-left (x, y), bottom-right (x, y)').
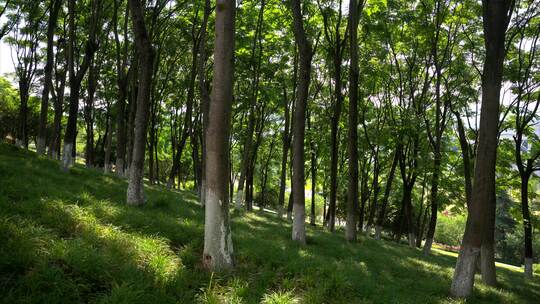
top-left (167, 25), bottom-right (199, 188)
top-left (345, 0), bottom-right (359, 242)
top-left (104, 105), bottom-right (113, 173)
top-left (48, 43), bottom-right (67, 160)
top-left (202, 0), bottom-right (235, 271)
top-left (126, 0), bottom-right (155, 205)
top-left (197, 0), bottom-right (211, 206)
top-left (375, 147), bottom-right (399, 240)
top-left (37, 0), bottom-right (62, 155)
top-left (521, 176), bottom-right (533, 277)
top-left (114, 0), bottom-right (130, 177)
top-left (450, 0), bottom-right (513, 297)
top-left (278, 87), bottom-right (291, 217)
top-left (289, 0), bottom-right (312, 245)
top-left (62, 0), bottom-right (100, 171)
top-left (235, 0), bottom-right (266, 209)
top-left (84, 59), bottom-right (99, 167)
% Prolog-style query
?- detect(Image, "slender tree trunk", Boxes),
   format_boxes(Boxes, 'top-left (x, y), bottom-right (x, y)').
top-left (114, 0), bottom-right (130, 177)
top-left (167, 37), bottom-right (198, 188)
top-left (49, 58), bottom-right (66, 159)
top-left (104, 108), bottom-right (113, 173)
top-left (307, 109), bottom-right (317, 226)
top-left (202, 0), bottom-right (235, 271)
top-left (375, 148), bottom-right (399, 240)
top-left (126, 0), bottom-right (155, 205)
top-left (345, 0), bottom-right (360, 241)
top-left (450, 0), bottom-right (512, 297)
top-left (235, 0), bottom-right (266, 209)
top-left (328, 72), bottom-right (342, 232)
top-left (423, 0), bottom-right (447, 255)
top-left (423, 151), bottom-right (440, 254)
top-left (454, 111), bottom-right (473, 208)
top-left (366, 157), bottom-right (379, 235)
top-left (289, 0), bottom-right (312, 245)
top-left (520, 174), bottom-right (534, 277)
top-left (197, 0), bottom-right (211, 206)
top-left (84, 60), bottom-right (98, 167)
top-left (62, 0), bottom-right (100, 171)
top-left (403, 184), bottom-right (416, 247)
top-left (278, 88), bottom-right (291, 217)
top-left (17, 83), bottom-right (29, 149)
top-left (126, 70), bottom-right (138, 173)
top-left (37, 0), bottom-right (62, 155)
top-left (358, 157), bottom-right (371, 233)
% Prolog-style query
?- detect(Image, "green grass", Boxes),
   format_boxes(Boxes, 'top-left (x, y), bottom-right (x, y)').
top-left (0, 143), bottom-right (538, 303)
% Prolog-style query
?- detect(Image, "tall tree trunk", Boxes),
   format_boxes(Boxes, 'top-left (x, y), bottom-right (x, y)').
top-left (375, 147), bottom-right (399, 240)
top-left (366, 156), bottom-right (380, 235)
top-left (49, 51), bottom-right (67, 159)
top-left (358, 156), bottom-right (371, 232)
top-left (126, 68), bottom-right (138, 173)
top-left (450, 0), bottom-right (512, 297)
top-left (104, 106), bottom-right (113, 173)
top-left (197, 0), bottom-right (211, 205)
top-left (423, 149), bottom-right (440, 254)
top-left (454, 110), bottom-right (473, 208)
top-left (520, 174), bottom-right (534, 277)
top-left (307, 109), bottom-right (317, 226)
top-left (37, 0), bottom-right (62, 155)
top-left (235, 0), bottom-right (266, 209)
top-left (289, 0), bottom-right (312, 244)
top-left (202, 0), bottom-right (235, 271)
top-left (114, 0), bottom-right (130, 177)
top-left (423, 0), bottom-right (449, 256)
top-left (345, 0), bottom-right (360, 241)
top-left (327, 60), bottom-right (343, 233)
top-left (278, 87), bottom-right (291, 217)
top-left (84, 60), bottom-right (98, 167)
top-left (167, 34), bottom-right (198, 188)
top-left (260, 138), bottom-right (276, 212)
top-left (17, 83), bottom-right (29, 149)
top-left (126, 0), bottom-right (155, 205)
top-left (62, 0), bottom-right (100, 171)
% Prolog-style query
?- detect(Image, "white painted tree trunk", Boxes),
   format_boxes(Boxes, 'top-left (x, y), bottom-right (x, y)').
top-left (36, 137), bottom-right (46, 155)
top-left (450, 245), bottom-right (480, 298)
top-left (375, 225), bottom-right (382, 240)
top-left (423, 237), bottom-right (433, 255)
top-left (203, 189), bottom-right (234, 270)
top-left (524, 258), bottom-right (533, 278)
top-left (62, 143), bottom-right (73, 171)
top-left (235, 189), bottom-right (243, 209)
top-left (408, 232), bottom-right (416, 247)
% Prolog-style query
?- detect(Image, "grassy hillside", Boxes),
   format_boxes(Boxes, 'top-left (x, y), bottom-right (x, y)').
top-left (0, 144), bottom-right (538, 303)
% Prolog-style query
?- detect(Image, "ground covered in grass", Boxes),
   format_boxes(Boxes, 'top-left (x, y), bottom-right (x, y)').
top-left (0, 144), bottom-right (538, 303)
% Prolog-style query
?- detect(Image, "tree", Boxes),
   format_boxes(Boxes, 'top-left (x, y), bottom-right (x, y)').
top-left (345, 0), bottom-right (361, 242)
top-left (450, 0), bottom-right (514, 297)
top-left (289, 0), bottom-right (313, 245)
top-left (113, 0), bottom-right (130, 177)
top-left (37, 0), bottom-right (62, 155)
top-left (8, 1), bottom-right (42, 149)
top-left (202, 0), bottom-right (235, 271)
top-left (125, 0), bottom-right (155, 205)
top-left (62, 0), bottom-right (101, 170)
top-left (508, 4), bottom-right (540, 276)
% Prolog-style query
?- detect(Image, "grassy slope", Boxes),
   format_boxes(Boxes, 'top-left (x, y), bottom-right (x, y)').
top-left (0, 144), bottom-right (538, 304)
